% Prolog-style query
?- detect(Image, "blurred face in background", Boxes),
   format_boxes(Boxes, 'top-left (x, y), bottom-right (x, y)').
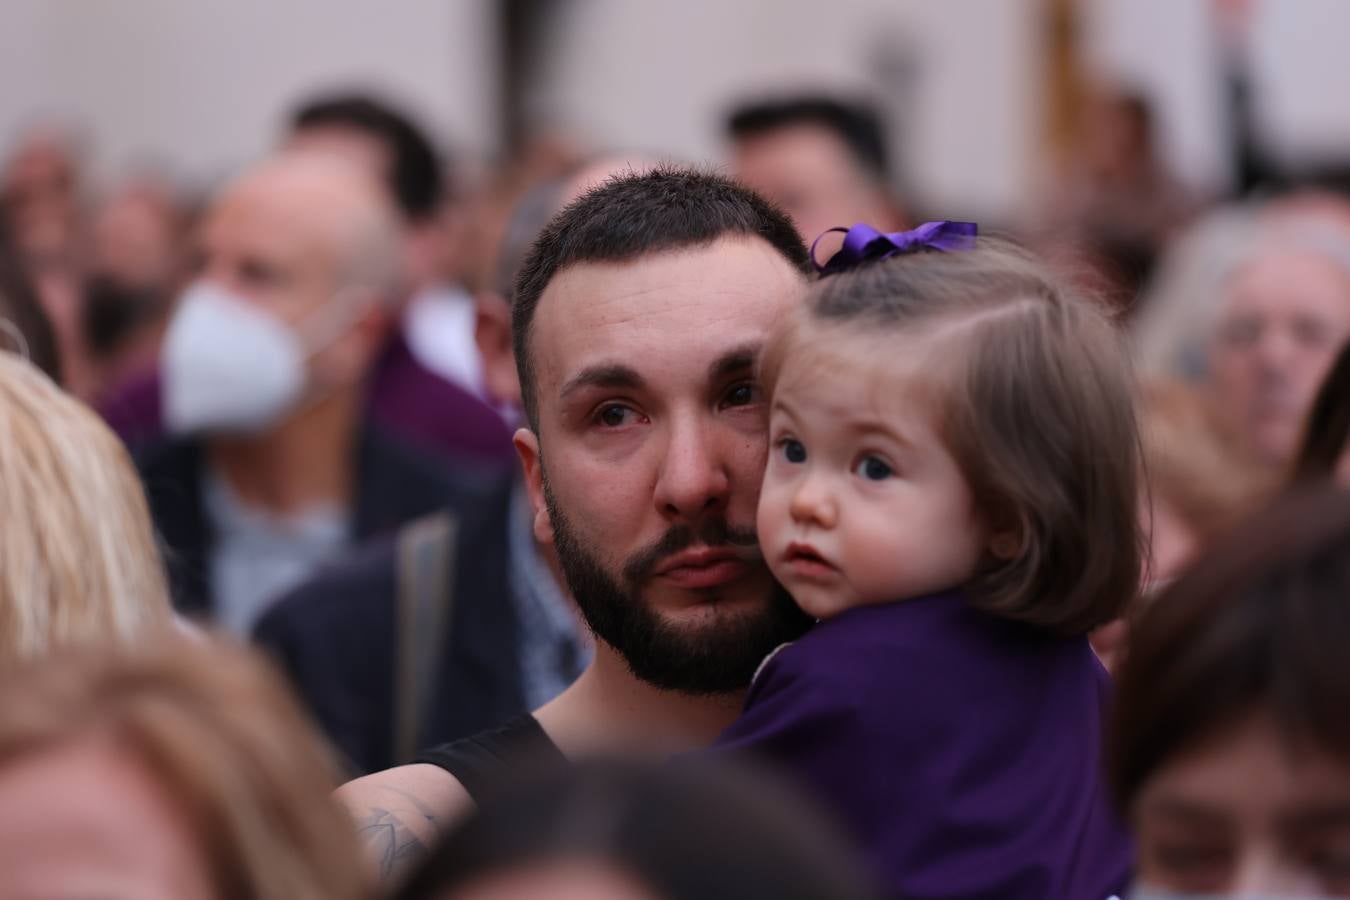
top-left (0, 735), bottom-right (217, 900)
top-left (1208, 249), bottom-right (1350, 467)
top-left (732, 123), bottom-right (897, 246)
top-left (1132, 712), bottom-right (1350, 897)
top-left (0, 128), bottom-right (81, 267)
top-left (285, 124), bottom-right (437, 293)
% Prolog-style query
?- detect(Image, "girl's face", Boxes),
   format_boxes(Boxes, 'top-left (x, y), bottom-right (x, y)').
top-left (757, 329), bottom-right (989, 620)
top-left (1132, 712), bottom-right (1350, 897)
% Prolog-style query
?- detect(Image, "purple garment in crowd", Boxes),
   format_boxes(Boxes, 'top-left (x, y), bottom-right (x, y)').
top-left (713, 591), bottom-right (1131, 900)
top-left (99, 331), bottom-right (516, 472)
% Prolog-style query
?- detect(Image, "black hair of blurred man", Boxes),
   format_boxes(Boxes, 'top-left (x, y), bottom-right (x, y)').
top-left (290, 94), bottom-right (444, 225)
top-left (726, 95), bottom-right (906, 244)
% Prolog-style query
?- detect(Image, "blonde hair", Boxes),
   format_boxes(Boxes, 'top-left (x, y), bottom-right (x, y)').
top-left (1137, 379), bottom-right (1270, 540)
top-left (0, 635), bottom-right (369, 900)
top-left (0, 353), bottom-right (171, 663)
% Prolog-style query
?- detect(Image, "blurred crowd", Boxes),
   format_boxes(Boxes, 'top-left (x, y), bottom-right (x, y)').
top-left (4, 10), bottom-right (1350, 900)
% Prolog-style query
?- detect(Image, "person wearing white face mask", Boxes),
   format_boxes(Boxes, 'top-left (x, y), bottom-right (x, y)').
top-left (136, 152), bottom-right (481, 635)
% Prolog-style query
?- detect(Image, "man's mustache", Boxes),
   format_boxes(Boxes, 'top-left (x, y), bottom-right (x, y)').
top-left (623, 519), bottom-right (760, 583)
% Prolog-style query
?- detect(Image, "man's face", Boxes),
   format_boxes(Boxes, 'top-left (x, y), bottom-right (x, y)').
top-left (732, 123), bottom-right (895, 246)
top-left (1208, 250), bottom-right (1350, 467)
top-left (189, 162), bottom-right (389, 401)
top-left (198, 176), bottom-right (341, 328)
top-left (286, 124), bottom-right (435, 290)
top-left (517, 237), bottom-right (812, 694)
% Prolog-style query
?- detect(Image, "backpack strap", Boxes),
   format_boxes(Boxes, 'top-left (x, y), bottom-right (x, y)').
top-left (394, 510), bottom-right (458, 764)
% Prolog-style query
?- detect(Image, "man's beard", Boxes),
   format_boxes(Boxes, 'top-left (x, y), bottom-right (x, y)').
top-left (542, 473), bottom-right (811, 696)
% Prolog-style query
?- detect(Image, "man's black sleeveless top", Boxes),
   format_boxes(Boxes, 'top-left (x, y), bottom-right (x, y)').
top-left (414, 714), bottom-right (565, 801)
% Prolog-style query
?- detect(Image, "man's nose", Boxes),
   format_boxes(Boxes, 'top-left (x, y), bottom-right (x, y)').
top-left (1253, 325), bottom-right (1299, 381)
top-left (652, 416), bottom-right (731, 521)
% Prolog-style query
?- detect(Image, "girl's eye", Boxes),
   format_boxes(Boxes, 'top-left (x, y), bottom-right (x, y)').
top-left (722, 381), bottom-right (761, 409)
top-left (855, 456), bottom-right (893, 481)
top-left (595, 404), bottom-right (639, 428)
top-left (779, 439), bottom-right (807, 464)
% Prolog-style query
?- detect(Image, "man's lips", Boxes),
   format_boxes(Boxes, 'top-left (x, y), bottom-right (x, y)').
top-left (783, 541), bottom-right (840, 582)
top-left (654, 547), bottom-right (754, 589)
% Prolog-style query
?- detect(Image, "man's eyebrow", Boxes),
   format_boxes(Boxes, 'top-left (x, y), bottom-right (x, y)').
top-left (708, 343), bottom-right (762, 382)
top-left (559, 363), bottom-right (646, 401)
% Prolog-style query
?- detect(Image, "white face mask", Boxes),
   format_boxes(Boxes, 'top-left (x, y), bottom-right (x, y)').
top-left (161, 282), bottom-right (356, 436)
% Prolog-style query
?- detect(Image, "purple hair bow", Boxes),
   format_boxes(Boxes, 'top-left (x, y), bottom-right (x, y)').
top-left (811, 220), bottom-right (979, 275)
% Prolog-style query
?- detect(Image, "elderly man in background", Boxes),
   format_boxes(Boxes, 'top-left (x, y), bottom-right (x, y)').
top-left (105, 93), bottom-right (515, 471)
top-left (137, 152), bottom-right (476, 635)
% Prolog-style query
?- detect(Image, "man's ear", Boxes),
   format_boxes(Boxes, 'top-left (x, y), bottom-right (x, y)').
top-left (514, 426), bottom-right (554, 545)
top-left (312, 290), bottom-right (391, 387)
top-left (475, 291), bottom-right (520, 406)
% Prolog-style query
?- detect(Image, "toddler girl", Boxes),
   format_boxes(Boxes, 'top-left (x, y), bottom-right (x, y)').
top-left (714, 223), bottom-right (1140, 900)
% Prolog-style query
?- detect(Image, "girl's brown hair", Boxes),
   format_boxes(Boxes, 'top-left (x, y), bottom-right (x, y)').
top-left (763, 238), bottom-right (1142, 636)
top-left (0, 635), bottom-right (369, 900)
top-left (1108, 486), bottom-right (1350, 814)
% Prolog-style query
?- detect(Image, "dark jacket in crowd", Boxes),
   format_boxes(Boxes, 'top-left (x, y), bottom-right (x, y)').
top-left (254, 473), bottom-right (527, 775)
top-left (137, 426), bottom-right (473, 619)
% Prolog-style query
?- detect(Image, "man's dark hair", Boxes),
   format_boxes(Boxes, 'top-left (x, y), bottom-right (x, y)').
top-left (290, 93), bottom-right (443, 223)
top-left (511, 166), bottom-right (811, 429)
top-left (727, 95), bottom-right (890, 182)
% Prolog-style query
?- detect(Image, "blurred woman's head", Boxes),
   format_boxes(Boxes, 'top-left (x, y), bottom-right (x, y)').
top-left (1109, 487), bottom-right (1350, 897)
top-left (0, 352), bottom-right (170, 664)
top-left (395, 757), bottom-right (880, 900)
top-left (0, 635), bottom-right (367, 900)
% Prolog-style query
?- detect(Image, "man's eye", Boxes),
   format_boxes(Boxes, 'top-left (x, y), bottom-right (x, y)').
top-left (779, 439), bottom-right (806, 464)
top-left (855, 456), bottom-right (893, 481)
top-left (722, 382), bottom-right (761, 409)
top-left (595, 404), bottom-right (639, 428)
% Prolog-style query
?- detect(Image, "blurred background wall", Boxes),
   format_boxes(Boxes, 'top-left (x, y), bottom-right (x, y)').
top-left (0, 0), bottom-right (499, 185)
top-left (3, 0), bottom-right (1350, 220)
